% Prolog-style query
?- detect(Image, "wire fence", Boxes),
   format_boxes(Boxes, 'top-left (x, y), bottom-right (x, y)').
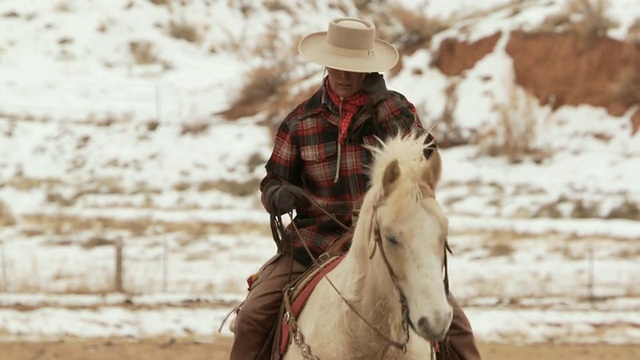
top-left (0, 75), bottom-right (225, 125)
top-left (0, 235), bottom-right (637, 301)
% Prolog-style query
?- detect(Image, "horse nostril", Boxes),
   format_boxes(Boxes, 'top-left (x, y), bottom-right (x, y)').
top-left (418, 317), bottom-right (430, 335)
top-left (417, 314), bottom-right (449, 341)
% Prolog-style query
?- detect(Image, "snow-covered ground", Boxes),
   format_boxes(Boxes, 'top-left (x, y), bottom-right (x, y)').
top-left (0, 0), bottom-right (638, 346)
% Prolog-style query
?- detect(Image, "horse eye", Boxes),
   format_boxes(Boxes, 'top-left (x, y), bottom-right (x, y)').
top-left (386, 235), bottom-right (399, 245)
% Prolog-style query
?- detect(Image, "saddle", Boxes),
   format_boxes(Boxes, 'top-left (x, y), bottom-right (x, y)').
top-left (271, 253), bottom-right (346, 359)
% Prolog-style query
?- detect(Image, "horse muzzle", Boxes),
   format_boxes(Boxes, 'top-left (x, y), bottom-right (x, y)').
top-left (414, 308), bottom-right (453, 341)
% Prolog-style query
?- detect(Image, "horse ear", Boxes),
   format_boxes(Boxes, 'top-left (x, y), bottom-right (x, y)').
top-left (382, 159), bottom-right (400, 195)
top-left (422, 148), bottom-right (441, 190)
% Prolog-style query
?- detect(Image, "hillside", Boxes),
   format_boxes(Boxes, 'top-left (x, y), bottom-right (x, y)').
top-left (0, 0), bottom-right (638, 233)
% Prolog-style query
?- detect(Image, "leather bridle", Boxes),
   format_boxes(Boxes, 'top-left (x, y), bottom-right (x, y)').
top-left (366, 200), bottom-right (413, 354)
top-left (368, 198), bottom-right (451, 354)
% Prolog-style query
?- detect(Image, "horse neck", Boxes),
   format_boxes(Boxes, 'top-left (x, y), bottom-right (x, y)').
top-left (338, 207), bottom-right (404, 332)
top-left (326, 241), bottom-right (405, 357)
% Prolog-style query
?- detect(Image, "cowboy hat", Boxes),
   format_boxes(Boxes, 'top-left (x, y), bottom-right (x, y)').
top-left (298, 18), bottom-right (399, 73)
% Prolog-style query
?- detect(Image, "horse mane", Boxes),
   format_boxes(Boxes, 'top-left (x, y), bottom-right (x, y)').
top-left (365, 131), bottom-right (437, 203)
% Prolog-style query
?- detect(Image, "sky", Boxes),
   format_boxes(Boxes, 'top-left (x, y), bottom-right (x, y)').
top-left (0, 0), bottom-right (639, 348)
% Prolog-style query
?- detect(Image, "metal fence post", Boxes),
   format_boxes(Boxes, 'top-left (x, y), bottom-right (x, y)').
top-left (0, 242), bottom-right (8, 292)
top-left (115, 238), bottom-right (124, 293)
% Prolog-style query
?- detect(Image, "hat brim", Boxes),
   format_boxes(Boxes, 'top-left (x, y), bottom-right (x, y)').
top-left (298, 31), bottom-right (399, 73)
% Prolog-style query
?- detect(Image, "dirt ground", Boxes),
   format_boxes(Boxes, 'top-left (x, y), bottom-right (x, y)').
top-left (0, 336), bottom-right (637, 360)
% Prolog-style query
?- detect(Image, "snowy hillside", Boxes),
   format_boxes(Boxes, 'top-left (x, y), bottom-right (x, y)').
top-left (0, 0), bottom-right (639, 345)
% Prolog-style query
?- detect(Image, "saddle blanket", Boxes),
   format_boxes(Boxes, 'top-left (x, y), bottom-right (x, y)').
top-left (279, 254), bottom-right (345, 355)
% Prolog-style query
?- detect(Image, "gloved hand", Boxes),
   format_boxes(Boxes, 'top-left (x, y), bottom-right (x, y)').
top-left (269, 185), bottom-right (307, 215)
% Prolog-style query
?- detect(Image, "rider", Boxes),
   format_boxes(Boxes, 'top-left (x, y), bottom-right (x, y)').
top-left (229, 17), bottom-right (481, 360)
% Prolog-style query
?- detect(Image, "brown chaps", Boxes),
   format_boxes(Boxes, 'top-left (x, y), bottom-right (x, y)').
top-left (229, 252), bottom-right (481, 360)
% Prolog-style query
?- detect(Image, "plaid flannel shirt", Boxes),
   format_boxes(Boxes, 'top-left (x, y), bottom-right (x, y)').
top-left (260, 74), bottom-right (432, 265)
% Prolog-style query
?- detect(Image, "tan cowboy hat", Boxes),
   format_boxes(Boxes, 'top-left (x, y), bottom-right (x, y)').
top-left (298, 18), bottom-right (399, 73)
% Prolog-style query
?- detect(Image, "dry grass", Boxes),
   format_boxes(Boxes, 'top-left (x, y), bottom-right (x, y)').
top-left (221, 277), bottom-right (246, 294)
top-left (47, 271), bottom-right (113, 294)
top-left (487, 243), bottom-right (516, 258)
top-left (533, 202), bottom-right (565, 218)
top-left (479, 87), bottom-right (550, 164)
top-left (557, 243), bottom-right (585, 260)
top-left (350, 2), bottom-right (449, 58)
top-left (197, 179), bottom-right (260, 197)
top-left (8, 176), bottom-right (63, 191)
top-left (222, 63), bottom-right (291, 120)
top-left (605, 199), bottom-right (640, 220)
top-left (23, 214), bottom-right (149, 236)
top-left (387, 5), bottom-right (449, 55)
top-left (180, 122), bottom-right (210, 136)
top-left (258, 80), bottom-right (319, 138)
top-left (20, 213), bottom-right (268, 237)
top-left (571, 199), bottom-right (601, 218)
top-left (535, 0), bottom-right (618, 49)
top-left (45, 180), bottom-right (127, 207)
top-left (129, 41), bottom-right (157, 65)
top-left (429, 80), bottom-right (471, 148)
top-left (532, 195), bottom-right (639, 221)
top-left (53, 1), bottom-right (73, 13)
top-left (612, 247), bottom-right (640, 259)
top-left (218, 60), bottom-right (319, 140)
top-left (1, 112), bottom-right (133, 126)
top-left (81, 237), bottom-right (115, 249)
top-left (610, 67), bottom-right (640, 110)
top-left (0, 201), bottom-right (16, 227)
top-left (147, 120), bottom-right (160, 131)
top-left (631, 109), bottom-right (640, 136)
top-left (215, 13), bottom-right (315, 125)
top-left (626, 18), bottom-right (640, 43)
top-left (168, 21), bottom-right (200, 43)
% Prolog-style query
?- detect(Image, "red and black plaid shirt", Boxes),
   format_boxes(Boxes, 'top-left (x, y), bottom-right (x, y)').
top-left (260, 74), bottom-right (432, 265)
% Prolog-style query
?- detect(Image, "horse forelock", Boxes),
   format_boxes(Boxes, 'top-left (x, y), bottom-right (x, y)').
top-left (366, 132), bottom-right (436, 201)
top-left (365, 131), bottom-right (448, 250)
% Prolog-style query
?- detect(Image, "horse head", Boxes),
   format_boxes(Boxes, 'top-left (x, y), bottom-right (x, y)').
top-left (363, 132), bottom-right (453, 342)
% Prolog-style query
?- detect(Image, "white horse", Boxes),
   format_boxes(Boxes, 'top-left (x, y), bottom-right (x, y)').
top-left (283, 133), bottom-right (453, 360)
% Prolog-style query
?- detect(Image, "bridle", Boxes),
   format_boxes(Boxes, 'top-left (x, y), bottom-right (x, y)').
top-left (285, 193), bottom-right (450, 359)
top-left (366, 199), bottom-right (414, 354)
top-left (368, 197), bottom-right (451, 355)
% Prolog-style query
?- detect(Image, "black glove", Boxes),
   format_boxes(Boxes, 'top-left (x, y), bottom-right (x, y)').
top-left (269, 185), bottom-right (307, 215)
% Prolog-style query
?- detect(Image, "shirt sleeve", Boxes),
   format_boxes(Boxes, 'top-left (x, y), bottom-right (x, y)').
top-left (259, 120), bottom-right (302, 210)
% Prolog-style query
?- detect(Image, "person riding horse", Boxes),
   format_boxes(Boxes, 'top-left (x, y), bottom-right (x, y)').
top-left (229, 17), bottom-right (481, 360)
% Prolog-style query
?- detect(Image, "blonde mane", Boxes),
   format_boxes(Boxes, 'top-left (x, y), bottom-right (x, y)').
top-left (366, 132), bottom-right (437, 203)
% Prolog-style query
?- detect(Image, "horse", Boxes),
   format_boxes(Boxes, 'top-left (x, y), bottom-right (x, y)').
top-left (282, 132), bottom-right (453, 360)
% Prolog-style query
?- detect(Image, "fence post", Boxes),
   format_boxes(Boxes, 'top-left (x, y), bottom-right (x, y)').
top-left (587, 239), bottom-right (594, 301)
top-left (162, 238), bottom-right (168, 292)
top-left (115, 238), bottom-right (124, 293)
top-left (155, 83), bottom-right (162, 124)
top-left (0, 241), bottom-right (7, 292)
